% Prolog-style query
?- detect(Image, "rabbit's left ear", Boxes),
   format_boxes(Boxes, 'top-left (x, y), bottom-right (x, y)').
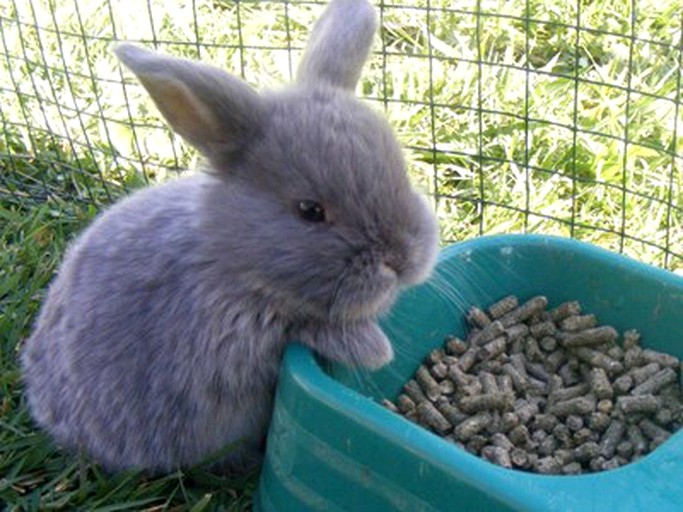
top-left (115, 44), bottom-right (264, 159)
top-left (296, 0), bottom-right (377, 91)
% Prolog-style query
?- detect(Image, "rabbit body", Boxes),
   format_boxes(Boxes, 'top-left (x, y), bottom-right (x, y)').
top-left (23, 174), bottom-right (285, 472)
top-left (21, 0), bottom-right (439, 474)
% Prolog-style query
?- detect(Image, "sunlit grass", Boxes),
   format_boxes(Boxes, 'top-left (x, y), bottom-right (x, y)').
top-left (1, 0), bottom-right (682, 509)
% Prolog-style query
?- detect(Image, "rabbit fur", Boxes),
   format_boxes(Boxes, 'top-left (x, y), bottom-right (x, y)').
top-left (21, 0), bottom-right (439, 474)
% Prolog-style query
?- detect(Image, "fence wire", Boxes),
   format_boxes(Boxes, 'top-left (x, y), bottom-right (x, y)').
top-left (1, 0), bottom-right (682, 269)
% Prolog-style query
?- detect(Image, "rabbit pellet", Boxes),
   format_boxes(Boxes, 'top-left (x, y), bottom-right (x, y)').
top-left (383, 296), bottom-right (683, 475)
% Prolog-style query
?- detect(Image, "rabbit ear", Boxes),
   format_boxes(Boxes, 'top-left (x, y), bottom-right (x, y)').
top-left (296, 0), bottom-right (377, 91)
top-left (115, 44), bottom-right (264, 158)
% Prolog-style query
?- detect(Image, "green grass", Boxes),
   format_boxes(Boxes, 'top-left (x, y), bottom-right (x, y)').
top-left (1, 0), bottom-right (682, 509)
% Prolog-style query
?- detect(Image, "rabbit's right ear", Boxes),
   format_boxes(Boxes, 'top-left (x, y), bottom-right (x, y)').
top-left (115, 44), bottom-right (264, 159)
top-left (296, 0), bottom-right (377, 91)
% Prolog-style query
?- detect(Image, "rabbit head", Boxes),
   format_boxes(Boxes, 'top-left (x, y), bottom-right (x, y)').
top-left (115, 0), bottom-right (439, 368)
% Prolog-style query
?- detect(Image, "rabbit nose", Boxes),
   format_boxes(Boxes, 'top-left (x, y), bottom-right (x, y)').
top-left (381, 248), bottom-right (408, 276)
top-left (378, 261), bottom-right (398, 279)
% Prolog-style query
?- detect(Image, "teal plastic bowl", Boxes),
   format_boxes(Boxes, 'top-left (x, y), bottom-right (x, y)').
top-left (255, 234), bottom-right (683, 511)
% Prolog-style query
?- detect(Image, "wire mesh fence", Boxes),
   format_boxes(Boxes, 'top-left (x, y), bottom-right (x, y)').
top-left (1, 0), bottom-right (682, 269)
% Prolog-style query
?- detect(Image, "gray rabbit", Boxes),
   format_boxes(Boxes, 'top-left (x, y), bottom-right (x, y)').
top-left (21, 0), bottom-right (439, 474)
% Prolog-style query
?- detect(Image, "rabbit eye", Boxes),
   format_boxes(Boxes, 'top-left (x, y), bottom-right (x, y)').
top-left (296, 200), bottom-right (326, 223)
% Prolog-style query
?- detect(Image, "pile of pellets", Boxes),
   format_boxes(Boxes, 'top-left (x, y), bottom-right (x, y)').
top-left (383, 295), bottom-right (683, 474)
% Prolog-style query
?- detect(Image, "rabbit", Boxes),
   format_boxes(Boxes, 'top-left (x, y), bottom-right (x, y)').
top-left (20, 0), bottom-right (439, 474)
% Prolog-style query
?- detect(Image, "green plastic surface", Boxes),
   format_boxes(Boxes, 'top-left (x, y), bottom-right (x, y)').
top-left (255, 234), bottom-right (683, 511)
